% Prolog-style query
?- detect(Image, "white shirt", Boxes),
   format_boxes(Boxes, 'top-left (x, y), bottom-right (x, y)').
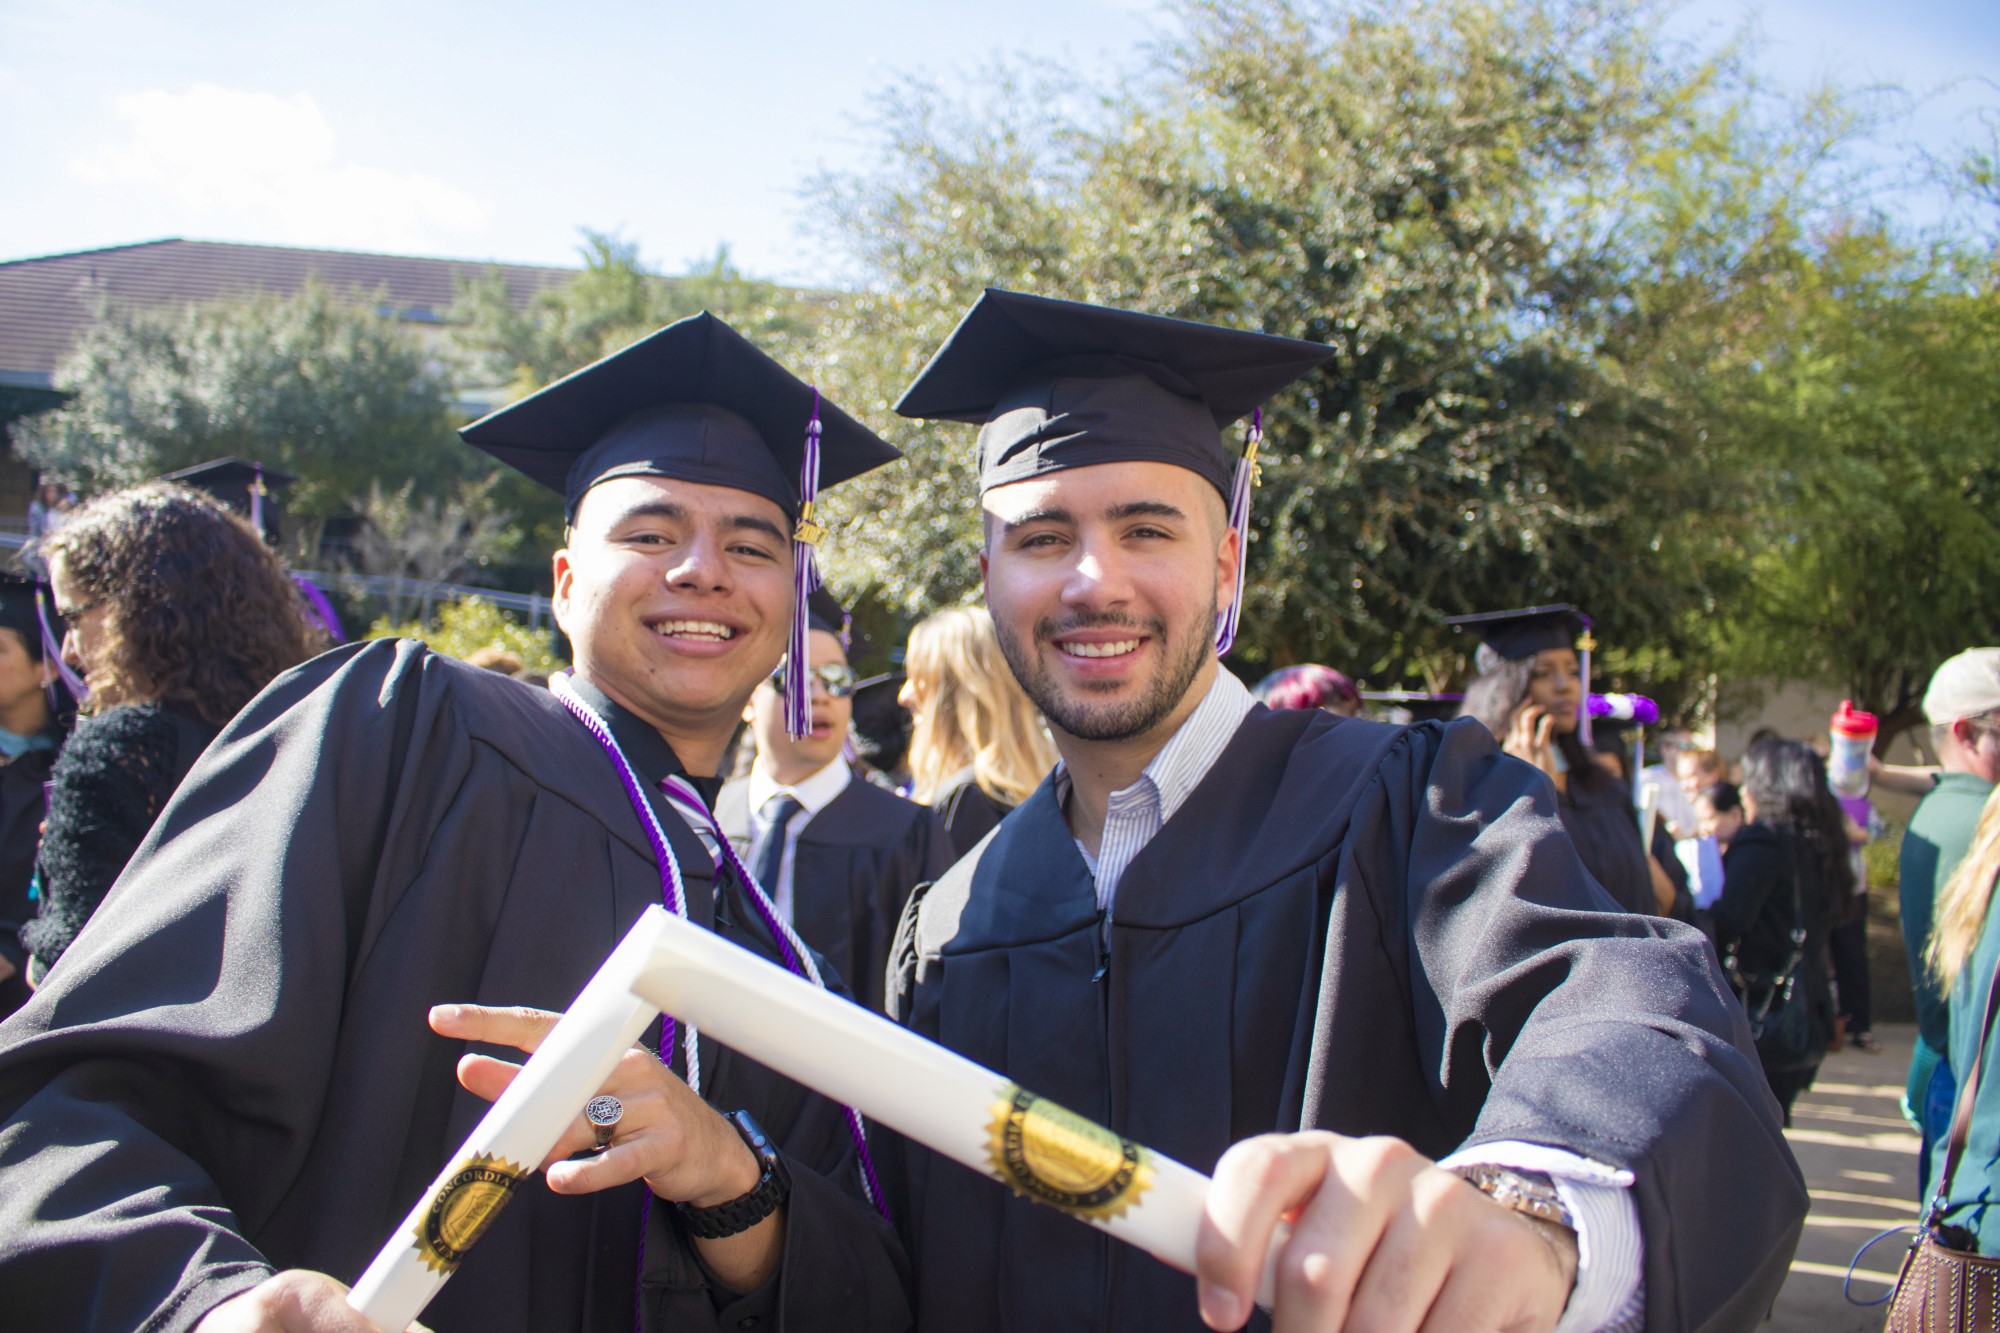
top-left (746, 757), bottom-right (852, 921)
top-left (1058, 668), bottom-right (1643, 1333)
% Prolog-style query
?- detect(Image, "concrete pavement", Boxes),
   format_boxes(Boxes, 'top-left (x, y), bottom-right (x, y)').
top-left (1766, 1022), bottom-right (1923, 1331)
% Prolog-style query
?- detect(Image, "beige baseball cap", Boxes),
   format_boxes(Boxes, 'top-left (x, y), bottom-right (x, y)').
top-left (1924, 648), bottom-right (2000, 725)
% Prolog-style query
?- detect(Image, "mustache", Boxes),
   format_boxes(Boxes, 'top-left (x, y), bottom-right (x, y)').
top-left (1034, 611), bottom-right (1164, 642)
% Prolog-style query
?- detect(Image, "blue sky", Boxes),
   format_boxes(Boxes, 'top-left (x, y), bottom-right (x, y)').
top-left (2, 0), bottom-right (1993, 282)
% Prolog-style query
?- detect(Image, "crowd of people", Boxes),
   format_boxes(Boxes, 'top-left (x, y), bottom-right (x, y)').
top-left (0, 289), bottom-right (1987, 1332)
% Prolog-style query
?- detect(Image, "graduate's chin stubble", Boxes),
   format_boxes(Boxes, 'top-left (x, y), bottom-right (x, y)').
top-left (995, 608), bottom-right (1212, 743)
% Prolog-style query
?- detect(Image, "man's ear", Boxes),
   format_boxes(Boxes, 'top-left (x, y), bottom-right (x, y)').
top-left (551, 548), bottom-right (574, 631)
top-left (1213, 522), bottom-right (1240, 621)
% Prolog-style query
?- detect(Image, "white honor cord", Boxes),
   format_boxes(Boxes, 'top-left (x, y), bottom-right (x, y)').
top-left (548, 673), bottom-right (702, 1096)
top-left (659, 775), bottom-right (827, 988)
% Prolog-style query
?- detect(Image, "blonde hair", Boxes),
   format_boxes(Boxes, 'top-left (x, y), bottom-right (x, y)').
top-left (1930, 784), bottom-right (2000, 991)
top-left (904, 605), bottom-right (1057, 808)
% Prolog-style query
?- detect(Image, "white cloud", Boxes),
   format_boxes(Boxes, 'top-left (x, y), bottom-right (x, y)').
top-left (70, 83), bottom-right (488, 251)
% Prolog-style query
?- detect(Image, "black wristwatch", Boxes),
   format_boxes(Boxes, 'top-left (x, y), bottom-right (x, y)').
top-left (677, 1110), bottom-right (792, 1240)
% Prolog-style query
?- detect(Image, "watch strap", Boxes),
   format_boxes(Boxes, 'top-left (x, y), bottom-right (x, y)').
top-left (676, 1110), bottom-right (792, 1240)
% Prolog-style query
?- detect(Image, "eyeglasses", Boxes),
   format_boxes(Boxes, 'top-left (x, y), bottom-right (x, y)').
top-left (770, 663), bottom-right (860, 699)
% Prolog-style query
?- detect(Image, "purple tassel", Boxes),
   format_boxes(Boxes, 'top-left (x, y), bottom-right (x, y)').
top-left (292, 574), bottom-right (346, 643)
top-left (1214, 409), bottom-right (1262, 657)
top-left (785, 392), bottom-right (826, 740)
top-left (1576, 619), bottom-right (1596, 746)
top-left (35, 587), bottom-right (85, 706)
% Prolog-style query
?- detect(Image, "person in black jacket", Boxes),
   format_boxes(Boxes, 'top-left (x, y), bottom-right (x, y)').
top-left (20, 483), bottom-right (319, 983)
top-left (0, 574), bottom-right (71, 1017)
top-left (1712, 739), bottom-right (1850, 1121)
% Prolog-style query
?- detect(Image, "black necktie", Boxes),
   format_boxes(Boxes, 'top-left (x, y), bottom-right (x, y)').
top-left (753, 794), bottom-right (805, 900)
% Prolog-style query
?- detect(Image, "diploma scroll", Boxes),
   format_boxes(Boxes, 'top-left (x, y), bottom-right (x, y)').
top-left (350, 905), bottom-right (1276, 1331)
top-left (346, 913), bottom-right (670, 1330)
top-left (625, 907), bottom-right (1280, 1308)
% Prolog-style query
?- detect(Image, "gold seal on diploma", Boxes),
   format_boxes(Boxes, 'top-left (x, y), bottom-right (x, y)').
top-left (987, 1084), bottom-right (1153, 1221)
top-left (412, 1154), bottom-right (528, 1275)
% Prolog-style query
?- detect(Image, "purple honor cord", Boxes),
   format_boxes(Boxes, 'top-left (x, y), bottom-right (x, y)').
top-left (547, 672), bottom-right (888, 1234)
top-left (657, 774), bottom-right (888, 1219)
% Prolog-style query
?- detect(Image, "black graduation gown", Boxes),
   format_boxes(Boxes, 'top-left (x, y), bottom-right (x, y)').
top-left (888, 707), bottom-right (1803, 1333)
top-left (928, 768), bottom-right (1013, 862)
top-left (1555, 771), bottom-right (1656, 915)
top-left (718, 774), bottom-right (953, 1015)
top-left (0, 740), bottom-right (55, 1019)
top-left (0, 641), bottom-right (909, 1333)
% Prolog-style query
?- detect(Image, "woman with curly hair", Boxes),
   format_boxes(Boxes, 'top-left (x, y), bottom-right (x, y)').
top-left (20, 483), bottom-right (319, 984)
top-left (900, 605), bottom-right (1059, 858)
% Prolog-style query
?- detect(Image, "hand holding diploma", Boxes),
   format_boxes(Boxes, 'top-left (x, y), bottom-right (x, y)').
top-left (1196, 1134), bottom-right (1578, 1333)
top-left (429, 1002), bottom-right (781, 1290)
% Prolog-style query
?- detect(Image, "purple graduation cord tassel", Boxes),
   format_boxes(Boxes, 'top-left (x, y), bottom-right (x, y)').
top-left (291, 574), bottom-right (346, 643)
top-left (1214, 408), bottom-right (1262, 657)
top-left (1576, 616), bottom-right (1596, 746)
top-left (658, 775), bottom-right (889, 1221)
top-left (35, 587), bottom-right (85, 706)
top-left (785, 391), bottom-right (826, 740)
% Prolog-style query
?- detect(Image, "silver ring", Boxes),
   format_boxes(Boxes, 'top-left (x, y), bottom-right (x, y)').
top-left (585, 1094), bottom-right (623, 1151)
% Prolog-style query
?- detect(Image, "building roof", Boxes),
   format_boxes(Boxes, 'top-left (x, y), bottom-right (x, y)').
top-left (0, 238), bottom-right (576, 389)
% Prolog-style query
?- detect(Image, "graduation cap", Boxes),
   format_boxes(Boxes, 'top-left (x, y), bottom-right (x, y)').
top-left (894, 289), bottom-right (1332, 655)
top-left (0, 574), bottom-right (83, 709)
top-left (461, 313), bottom-right (901, 739)
top-left (165, 457), bottom-right (296, 543)
top-left (1444, 603), bottom-right (1600, 742)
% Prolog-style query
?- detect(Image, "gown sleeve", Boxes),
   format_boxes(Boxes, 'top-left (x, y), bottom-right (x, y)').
top-left (1340, 719), bottom-right (1805, 1333)
top-left (0, 641), bottom-right (446, 1331)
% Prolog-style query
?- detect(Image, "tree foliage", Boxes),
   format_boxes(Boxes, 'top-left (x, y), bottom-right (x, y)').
top-left (451, 231), bottom-right (819, 397)
top-left (1698, 233), bottom-right (2000, 742)
top-left (368, 595), bottom-right (567, 677)
top-left (18, 281), bottom-right (472, 532)
top-left (801, 0), bottom-right (1824, 700)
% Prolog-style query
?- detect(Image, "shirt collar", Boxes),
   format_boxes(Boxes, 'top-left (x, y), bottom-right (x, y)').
top-left (748, 754), bottom-right (853, 816)
top-left (563, 673), bottom-right (719, 807)
top-left (1054, 665), bottom-right (1258, 823)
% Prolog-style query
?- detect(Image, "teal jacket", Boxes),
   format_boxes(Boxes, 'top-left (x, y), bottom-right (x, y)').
top-left (1905, 773), bottom-right (1996, 1115)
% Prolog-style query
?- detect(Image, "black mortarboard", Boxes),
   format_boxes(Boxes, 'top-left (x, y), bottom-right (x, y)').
top-left (0, 573), bottom-right (81, 710)
top-left (165, 457), bottom-right (296, 542)
top-left (1443, 604), bottom-right (1590, 663)
top-left (459, 312), bottom-right (899, 524)
top-left (894, 288), bottom-right (1331, 497)
top-left (1445, 603), bottom-right (1601, 742)
top-left (0, 575), bottom-right (48, 656)
top-left (461, 313), bottom-right (900, 741)
top-left (895, 289), bottom-right (1331, 656)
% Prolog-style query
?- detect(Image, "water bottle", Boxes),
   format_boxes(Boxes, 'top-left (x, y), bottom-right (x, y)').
top-left (1827, 700), bottom-right (1877, 799)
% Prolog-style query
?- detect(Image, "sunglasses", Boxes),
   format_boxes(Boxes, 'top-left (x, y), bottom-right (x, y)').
top-left (770, 663), bottom-right (860, 699)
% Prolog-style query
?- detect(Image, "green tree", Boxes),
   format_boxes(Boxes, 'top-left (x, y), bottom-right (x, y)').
top-left (451, 230), bottom-right (820, 397)
top-left (802, 0), bottom-right (1823, 705)
top-left (17, 281), bottom-right (475, 538)
top-left (1700, 232), bottom-right (2000, 744)
top-left (368, 595), bottom-right (568, 677)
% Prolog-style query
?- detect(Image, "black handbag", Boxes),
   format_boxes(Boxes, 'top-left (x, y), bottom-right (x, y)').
top-left (1884, 965), bottom-right (2000, 1331)
top-left (1725, 835), bottom-right (1818, 1073)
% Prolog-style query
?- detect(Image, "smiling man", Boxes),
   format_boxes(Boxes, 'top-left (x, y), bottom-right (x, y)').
top-left (885, 289), bottom-right (1805, 1333)
top-left (0, 315), bottom-right (912, 1333)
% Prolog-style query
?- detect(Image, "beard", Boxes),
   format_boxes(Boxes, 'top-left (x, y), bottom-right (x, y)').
top-left (993, 601), bottom-right (1215, 743)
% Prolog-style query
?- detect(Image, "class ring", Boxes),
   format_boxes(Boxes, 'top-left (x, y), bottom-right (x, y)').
top-left (585, 1095), bottom-right (624, 1152)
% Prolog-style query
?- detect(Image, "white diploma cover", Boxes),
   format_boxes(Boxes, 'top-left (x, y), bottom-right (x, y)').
top-left (350, 904), bottom-right (1269, 1329)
